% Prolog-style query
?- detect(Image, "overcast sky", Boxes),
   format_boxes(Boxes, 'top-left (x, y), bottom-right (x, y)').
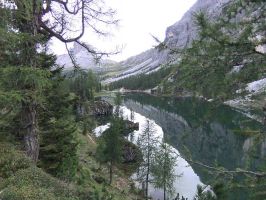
top-left (51, 0), bottom-right (197, 61)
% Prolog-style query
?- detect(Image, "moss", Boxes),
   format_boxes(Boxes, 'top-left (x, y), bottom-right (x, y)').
top-left (0, 166), bottom-right (90, 200)
top-left (0, 142), bottom-right (32, 179)
top-left (76, 133), bottom-right (142, 200)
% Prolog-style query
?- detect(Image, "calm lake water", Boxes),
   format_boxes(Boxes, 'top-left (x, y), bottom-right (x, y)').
top-left (96, 93), bottom-right (265, 200)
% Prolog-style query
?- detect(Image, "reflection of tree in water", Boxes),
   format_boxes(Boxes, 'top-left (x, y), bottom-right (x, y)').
top-left (123, 93), bottom-right (265, 199)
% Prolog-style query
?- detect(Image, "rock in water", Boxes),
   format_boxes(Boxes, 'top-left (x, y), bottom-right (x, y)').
top-left (89, 100), bottom-right (113, 116)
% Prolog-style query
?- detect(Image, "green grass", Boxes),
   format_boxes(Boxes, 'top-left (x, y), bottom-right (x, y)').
top-left (0, 133), bottom-right (142, 200)
top-left (76, 133), bottom-right (142, 200)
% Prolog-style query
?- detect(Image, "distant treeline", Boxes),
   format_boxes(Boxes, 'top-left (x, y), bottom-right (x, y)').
top-left (109, 66), bottom-right (173, 90)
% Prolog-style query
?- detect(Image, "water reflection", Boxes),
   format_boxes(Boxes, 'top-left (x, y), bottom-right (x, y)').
top-left (123, 93), bottom-right (265, 199)
top-left (94, 106), bottom-right (203, 199)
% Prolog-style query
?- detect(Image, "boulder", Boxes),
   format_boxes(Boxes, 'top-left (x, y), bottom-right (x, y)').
top-left (124, 120), bottom-right (139, 130)
top-left (89, 100), bottom-right (113, 116)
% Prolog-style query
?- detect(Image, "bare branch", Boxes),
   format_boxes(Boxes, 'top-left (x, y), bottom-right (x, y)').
top-left (173, 151), bottom-right (266, 178)
top-left (51, 0), bottom-right (82, 15)
top-left (39, 0), bottom-right (85, 43)
top-left (65, 43), bottom-right (80, 69)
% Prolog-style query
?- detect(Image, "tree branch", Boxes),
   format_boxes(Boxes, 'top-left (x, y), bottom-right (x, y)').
top-left (173, 151), bottom-right (266, 178)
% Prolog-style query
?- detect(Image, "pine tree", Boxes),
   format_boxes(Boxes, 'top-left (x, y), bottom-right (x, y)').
top-left (96, 117), bottom-right (123, 184)
top-left (0, 0), bottom-right (118, 162)
top-left (114, 92), bottom-right (122, 116)
top-left (39, 75), bottom-right (79, 181)
top-left (151, 142), bottom-right (177, 200)
top-left (137, 120), bottom-right (159, 199)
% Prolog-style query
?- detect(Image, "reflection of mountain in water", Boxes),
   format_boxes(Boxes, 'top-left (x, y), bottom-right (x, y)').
top-left (123, 94), bottom-right (265, 185)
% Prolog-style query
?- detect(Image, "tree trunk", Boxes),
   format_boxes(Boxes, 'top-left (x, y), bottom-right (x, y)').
top-left (109, 161), bottom-right (113, 184)
top-left (263, 104), bottom-right (266, 129)
top-left (163, 145), bottom-right (167, 200)
top-left (145, 170), bottom-right (149, 200)
top-left (22, 102), bottom-right (39, 163)
top-left (164, 184), bottom-right (166, 200)
top-left (146, 126), bottom-right (150, 200)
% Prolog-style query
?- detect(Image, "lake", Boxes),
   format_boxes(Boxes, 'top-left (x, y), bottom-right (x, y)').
top-left (96, 93), bottom-right (265, 200)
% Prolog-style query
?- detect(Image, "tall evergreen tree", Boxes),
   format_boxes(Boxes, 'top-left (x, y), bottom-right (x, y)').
top-left (39, 74), bottom-right (79, 181)
top-left (137, 120), bottom-right (159, 199)
top-left (96, 117), bottom-right (123, 184)
top-left (151, 142), bottom-right (177, 200)
top-left (0, 0), bottom-right (117, 162)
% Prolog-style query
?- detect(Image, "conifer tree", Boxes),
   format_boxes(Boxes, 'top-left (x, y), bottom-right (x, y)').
top-left (39, 75), bottom-right (79, 181)
top-left (96, 117), bottom-right (123, 184)
top-left (0, 0), bottom-right (117, 162)
top-left (151, 141), bottom-right (177, 200)
top-left (173, 0), bottom-right (266, 100)
top-left (137, 120), bottom-right (159, 199)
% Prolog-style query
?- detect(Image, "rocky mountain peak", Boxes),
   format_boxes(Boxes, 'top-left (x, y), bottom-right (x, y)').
top-left (56, 42), bottom-right (117, 71)
top-left (103, 0), bottom-right (232, 83)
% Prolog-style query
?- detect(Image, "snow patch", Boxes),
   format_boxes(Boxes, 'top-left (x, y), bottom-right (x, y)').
top-left (255, 44), bottom-right (266, 54)
top-left (246, 78), bottom-right (266, 94)
top-left (93, 123), bottom-right (110, 137)
top-left (229, 65), bottom-right (244, 74)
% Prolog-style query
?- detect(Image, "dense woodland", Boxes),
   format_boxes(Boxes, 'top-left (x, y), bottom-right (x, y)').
top-left (108, 66), bottom-right (173, 91)
top-left (0, 0), bottom-right (266, 200)
top-left (0, 0), bottom-right (142, 199)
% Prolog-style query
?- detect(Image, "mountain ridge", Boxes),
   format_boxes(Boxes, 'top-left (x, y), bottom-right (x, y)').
top-left (103, 0), bottom-right (231, 83)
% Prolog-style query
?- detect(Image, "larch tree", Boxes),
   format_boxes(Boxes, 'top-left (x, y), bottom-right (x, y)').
top-left (137, 120), bottom-right (159, 199)
top-left (151, 141), bottom-right (177, 200)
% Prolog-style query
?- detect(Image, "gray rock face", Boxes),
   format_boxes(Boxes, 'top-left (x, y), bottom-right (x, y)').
top-left (89, 100), bottom-right (113, 116)
top-left (165, 0), bottom-right (231, 49)
top-left (104, 0), bottom-right (231, 83)
top-left (56, 42), bottom-right (117, 72)
top-left (56, 0), bottom-right (232, 81)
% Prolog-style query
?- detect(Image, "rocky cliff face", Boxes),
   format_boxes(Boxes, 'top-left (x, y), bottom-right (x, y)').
top-left (165, 0), bottom-right (230, 49)
top-left (56, 0), bottom-right (232, 80)
top-left (103, 0), bottom-right (231, 83)
top-left (56, 42), bottom-right (117, 72)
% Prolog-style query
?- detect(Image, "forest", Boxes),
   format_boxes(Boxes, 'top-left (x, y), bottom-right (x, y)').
top-left (0, 0), bottom-right (266, 200)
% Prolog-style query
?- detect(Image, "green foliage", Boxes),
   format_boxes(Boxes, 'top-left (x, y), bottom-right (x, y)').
top-left (0, 166), bottom-right (92, 200)
top-left (136, 120), bottom-right (159, 198)
top-left (109, 66), bottom-right (173, 90)
top-left (151, 142), bottom-right (177, 199)
top-left (96, 117), bottom-right (124, 184)
top-left (39, 76), bottom-right (79, 181)
top-left (193, 185), bottom-right (216, 200)
top-left (0, 142), bottom-right (32, 179)
top-left (0, 67), bottom-right (51, 105)
top-left (0, 140), bottom-right (91, 200)
top-left (170, 1), bottom-right (266, 100)
top-left (64, 70), bottom-right (101, 102)
top-left (0, 1), bottom-right (141, 199)
top-left (114, 92), bottom-right (122, 116)
top-left (114, 92), bottom-right (122, 107)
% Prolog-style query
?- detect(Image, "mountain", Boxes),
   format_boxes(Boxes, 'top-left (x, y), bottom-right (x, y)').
top-left (103, 0), bottom-right (231, 83)
top-left (56, 42), bottom-right (118, 73)
top-left (56, 0), bottom-right (231, 80)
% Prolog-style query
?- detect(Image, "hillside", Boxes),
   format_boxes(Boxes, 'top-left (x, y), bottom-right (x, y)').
top-left (102, 0), bottom-right (231, 84)
top-left (105, 0), bottom-right (266, 121)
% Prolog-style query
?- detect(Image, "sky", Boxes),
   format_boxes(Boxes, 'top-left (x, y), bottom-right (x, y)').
top-left (51, 0), bottom-right (197, 62)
